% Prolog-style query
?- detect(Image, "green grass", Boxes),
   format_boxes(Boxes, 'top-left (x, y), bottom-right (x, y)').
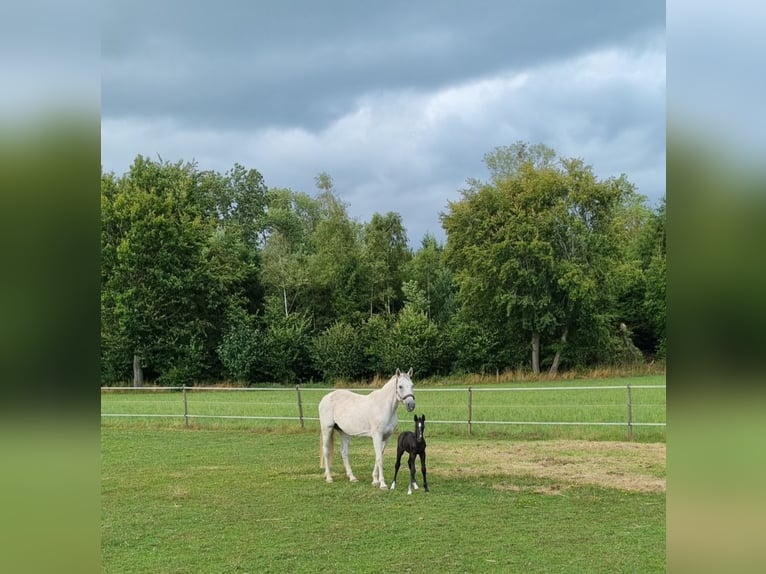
top-left (101, 375), bottom-right (665, 442)
top-left (102, 427), bottom-right (665, 573)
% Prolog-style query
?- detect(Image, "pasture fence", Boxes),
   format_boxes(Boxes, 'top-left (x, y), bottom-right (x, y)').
top-left (101, 383), bottom-right (665, 440)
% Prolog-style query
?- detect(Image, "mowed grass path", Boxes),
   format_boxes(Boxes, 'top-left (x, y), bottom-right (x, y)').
top-left (102, 427), bottom-right (665, 573)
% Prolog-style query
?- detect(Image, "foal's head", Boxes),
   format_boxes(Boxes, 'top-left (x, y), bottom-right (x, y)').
top-left (414, 414), bottom-right (425, 442)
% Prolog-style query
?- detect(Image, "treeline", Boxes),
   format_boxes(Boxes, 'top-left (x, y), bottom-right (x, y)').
top-left (101, 142), bottom-right (665, 386)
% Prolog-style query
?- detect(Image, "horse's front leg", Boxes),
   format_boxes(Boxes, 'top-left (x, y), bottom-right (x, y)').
top-left (420, 451), bottom-right (429, 492)
top-left (371, 434), bottom-right (388, 489)
top-left (340, 432), bottom-right (358, 482)
top-left (407, 452), bottom-right (417, 495)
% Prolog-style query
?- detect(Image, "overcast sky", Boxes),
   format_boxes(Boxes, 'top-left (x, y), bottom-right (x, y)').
top-left (101, 0), bottom-right (666, 246)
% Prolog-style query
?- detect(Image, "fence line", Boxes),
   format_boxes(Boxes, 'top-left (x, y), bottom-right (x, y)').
top-left (101, 383), bottom-right (665, 439)
top-left (100, 384), bottom-right (665, 392)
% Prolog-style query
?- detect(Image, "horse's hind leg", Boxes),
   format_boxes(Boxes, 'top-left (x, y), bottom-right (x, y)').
top-left (321, 426), bottom-right (334, 483)
top-left (391, 447), bottom-right (404, 490)
top-left (420, 451), bottom-right (429, 492)
top-left (339, 432), bottom-right (358, 482)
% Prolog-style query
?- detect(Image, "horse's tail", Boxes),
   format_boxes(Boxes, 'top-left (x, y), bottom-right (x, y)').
top-left (320, 427), bottom-right (334, 469)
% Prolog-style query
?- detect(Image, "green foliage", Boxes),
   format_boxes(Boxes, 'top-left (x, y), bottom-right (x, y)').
top-left (217, 308), bottom-right (263, 382)
top-left (101, 157), bottom-right (260, 385)
top-left (360, 313), bottom-right (393, 377)
top-left (448, 317), bottom-right (517, 374)
top-left (310, 321), bottom-right (364, 381)
top-left (443, 145), bottom-right (651, 373)
top-left (643, 250), bottom-right (667, 358)
top-left (362, 212), bottom-right (411, 315)
top-left (405, 233), bottom-right (456, 324)
top-left (306, 185), bottom-right (367, 328)
top-left (101, 147), bottom-right (664, 385)
top-left (383, 306), bottom-right (442, 377)
top-left (260, 300), bottom-right (313, 383)
top-left (483, 140), bottom-right (557, 183)
top-left (260, 188), bottom-right (319, 318)
top-left (613, 199), bottom-right (666, 358)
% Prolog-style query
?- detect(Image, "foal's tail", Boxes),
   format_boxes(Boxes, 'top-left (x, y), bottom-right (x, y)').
top-left (319, 428), bottom-right (334, 469)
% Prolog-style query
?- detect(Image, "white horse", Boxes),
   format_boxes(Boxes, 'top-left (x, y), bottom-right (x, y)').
top-left (319, 368), bottom-right (416, 489)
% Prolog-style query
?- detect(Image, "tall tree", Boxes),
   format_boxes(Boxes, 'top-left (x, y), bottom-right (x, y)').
top-left (483, 141), bottom-right (557, 184)
top-left (406, 233), bottom-right (455, 324)
top-left (362, 212), bottom-right (411, 316)
top-left (613, 198), bottom-right (666, 358)
top-left (443, 144), bottom-right (637, 374)
top-left (101, 157), bottom-right (259, 385)
top-left (260, 188), bottom-right (320, 317)
top-left (197, 163), bottom-right (269, 246)
top-left (307, 175), bottom-right (366, 328)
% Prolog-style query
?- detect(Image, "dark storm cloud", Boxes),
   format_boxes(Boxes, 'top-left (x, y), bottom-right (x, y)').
top-left (102, 0), bottom-right (664, 131)
top-left (101, 1), bottom-right (665, 244)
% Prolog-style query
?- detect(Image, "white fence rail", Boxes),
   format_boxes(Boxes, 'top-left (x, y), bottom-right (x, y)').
top-left (101, 384), bottom-right (666, 439)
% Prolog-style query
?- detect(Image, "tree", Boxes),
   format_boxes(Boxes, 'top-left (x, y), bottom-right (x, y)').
top-left (101, 157), bottom-right (260, 385)
top-left (306, 176), bottom-right (366, 328)
top-left (483, 141), bottom-right (556, 184)
top-left (362, 212), bottom-right (411, 316)
top-left (405, 233), bottom-right (455, 325)
top-left (612, 198), bottom-right (666, 359)
top-left (197, 163), bottom-right (269, 246)
top-left (260, 188), bottom-right (320, 317)
top-left (443, 144), bottom-right (638, 374)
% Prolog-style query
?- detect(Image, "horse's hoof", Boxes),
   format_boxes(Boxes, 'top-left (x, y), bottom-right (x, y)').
top-left (413, 483), bottom-right (419, 490)
top-left (407, 490), bottom-right (412, 495)
top-left (349, 476), bottom-right (358, 483)
top-left (326, 477), bottom-right (333, 483)
top-left (379, 483), bottom-right (388, 490)
top-left (390, 482), bottom-right (396, 490)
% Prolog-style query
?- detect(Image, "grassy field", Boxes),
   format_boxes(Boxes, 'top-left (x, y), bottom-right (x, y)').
top-left (102, 426), bottom-right (665, 573)
top-left (101, 375), bottom-right (665, 442)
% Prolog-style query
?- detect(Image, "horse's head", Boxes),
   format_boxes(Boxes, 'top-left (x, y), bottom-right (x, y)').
top-left (414, 414), bottom-right (425, 441)
top-left (395, 368), bottom-right (416, 412)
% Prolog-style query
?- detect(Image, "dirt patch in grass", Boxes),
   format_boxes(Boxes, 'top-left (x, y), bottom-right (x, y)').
top-left (429, 440), bottom-right (665, 493)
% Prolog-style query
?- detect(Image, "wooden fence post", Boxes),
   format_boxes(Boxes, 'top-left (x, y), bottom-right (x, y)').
top-left (468, 387), bottom-right (473, 435)
top-left (296, 385), bottom-right (304, 429)
top-left (183, 385), bottom-right (189, 428)
top-left (626, 384), bottom-right (633, 440)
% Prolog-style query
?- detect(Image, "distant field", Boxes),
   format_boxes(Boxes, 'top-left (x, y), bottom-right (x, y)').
top-left (102, 427), bottom-right (665, 573)
top-left (101, 374), bottom-right (665, 442)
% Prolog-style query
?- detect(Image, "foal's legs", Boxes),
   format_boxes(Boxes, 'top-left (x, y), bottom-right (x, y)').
top-left (407, 452), bottom-right (418, 494)
top-left (339, 432), bottom-right (358, 482)
top-left (391, 445), bottom-right (405, 490)
top-left (420, 451), bottom-right (429, 492)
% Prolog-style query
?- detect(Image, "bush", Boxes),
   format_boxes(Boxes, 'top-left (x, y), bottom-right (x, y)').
top-left (383, 307), bottom-right (441, 377)
top-left (217, 311), bottom-right (263, 382)
top-left (310, 321), bottom-right (364, 382)
top-left (360, 314), bottom-right (392, 377)
top-left (261, 314), bottom-right (312, 384)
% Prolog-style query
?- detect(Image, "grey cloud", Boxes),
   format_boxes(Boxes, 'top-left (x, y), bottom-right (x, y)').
top-left (102, 1), bottom-right (664, 131)
top-left (101, 1), bottom-right (665, 245)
